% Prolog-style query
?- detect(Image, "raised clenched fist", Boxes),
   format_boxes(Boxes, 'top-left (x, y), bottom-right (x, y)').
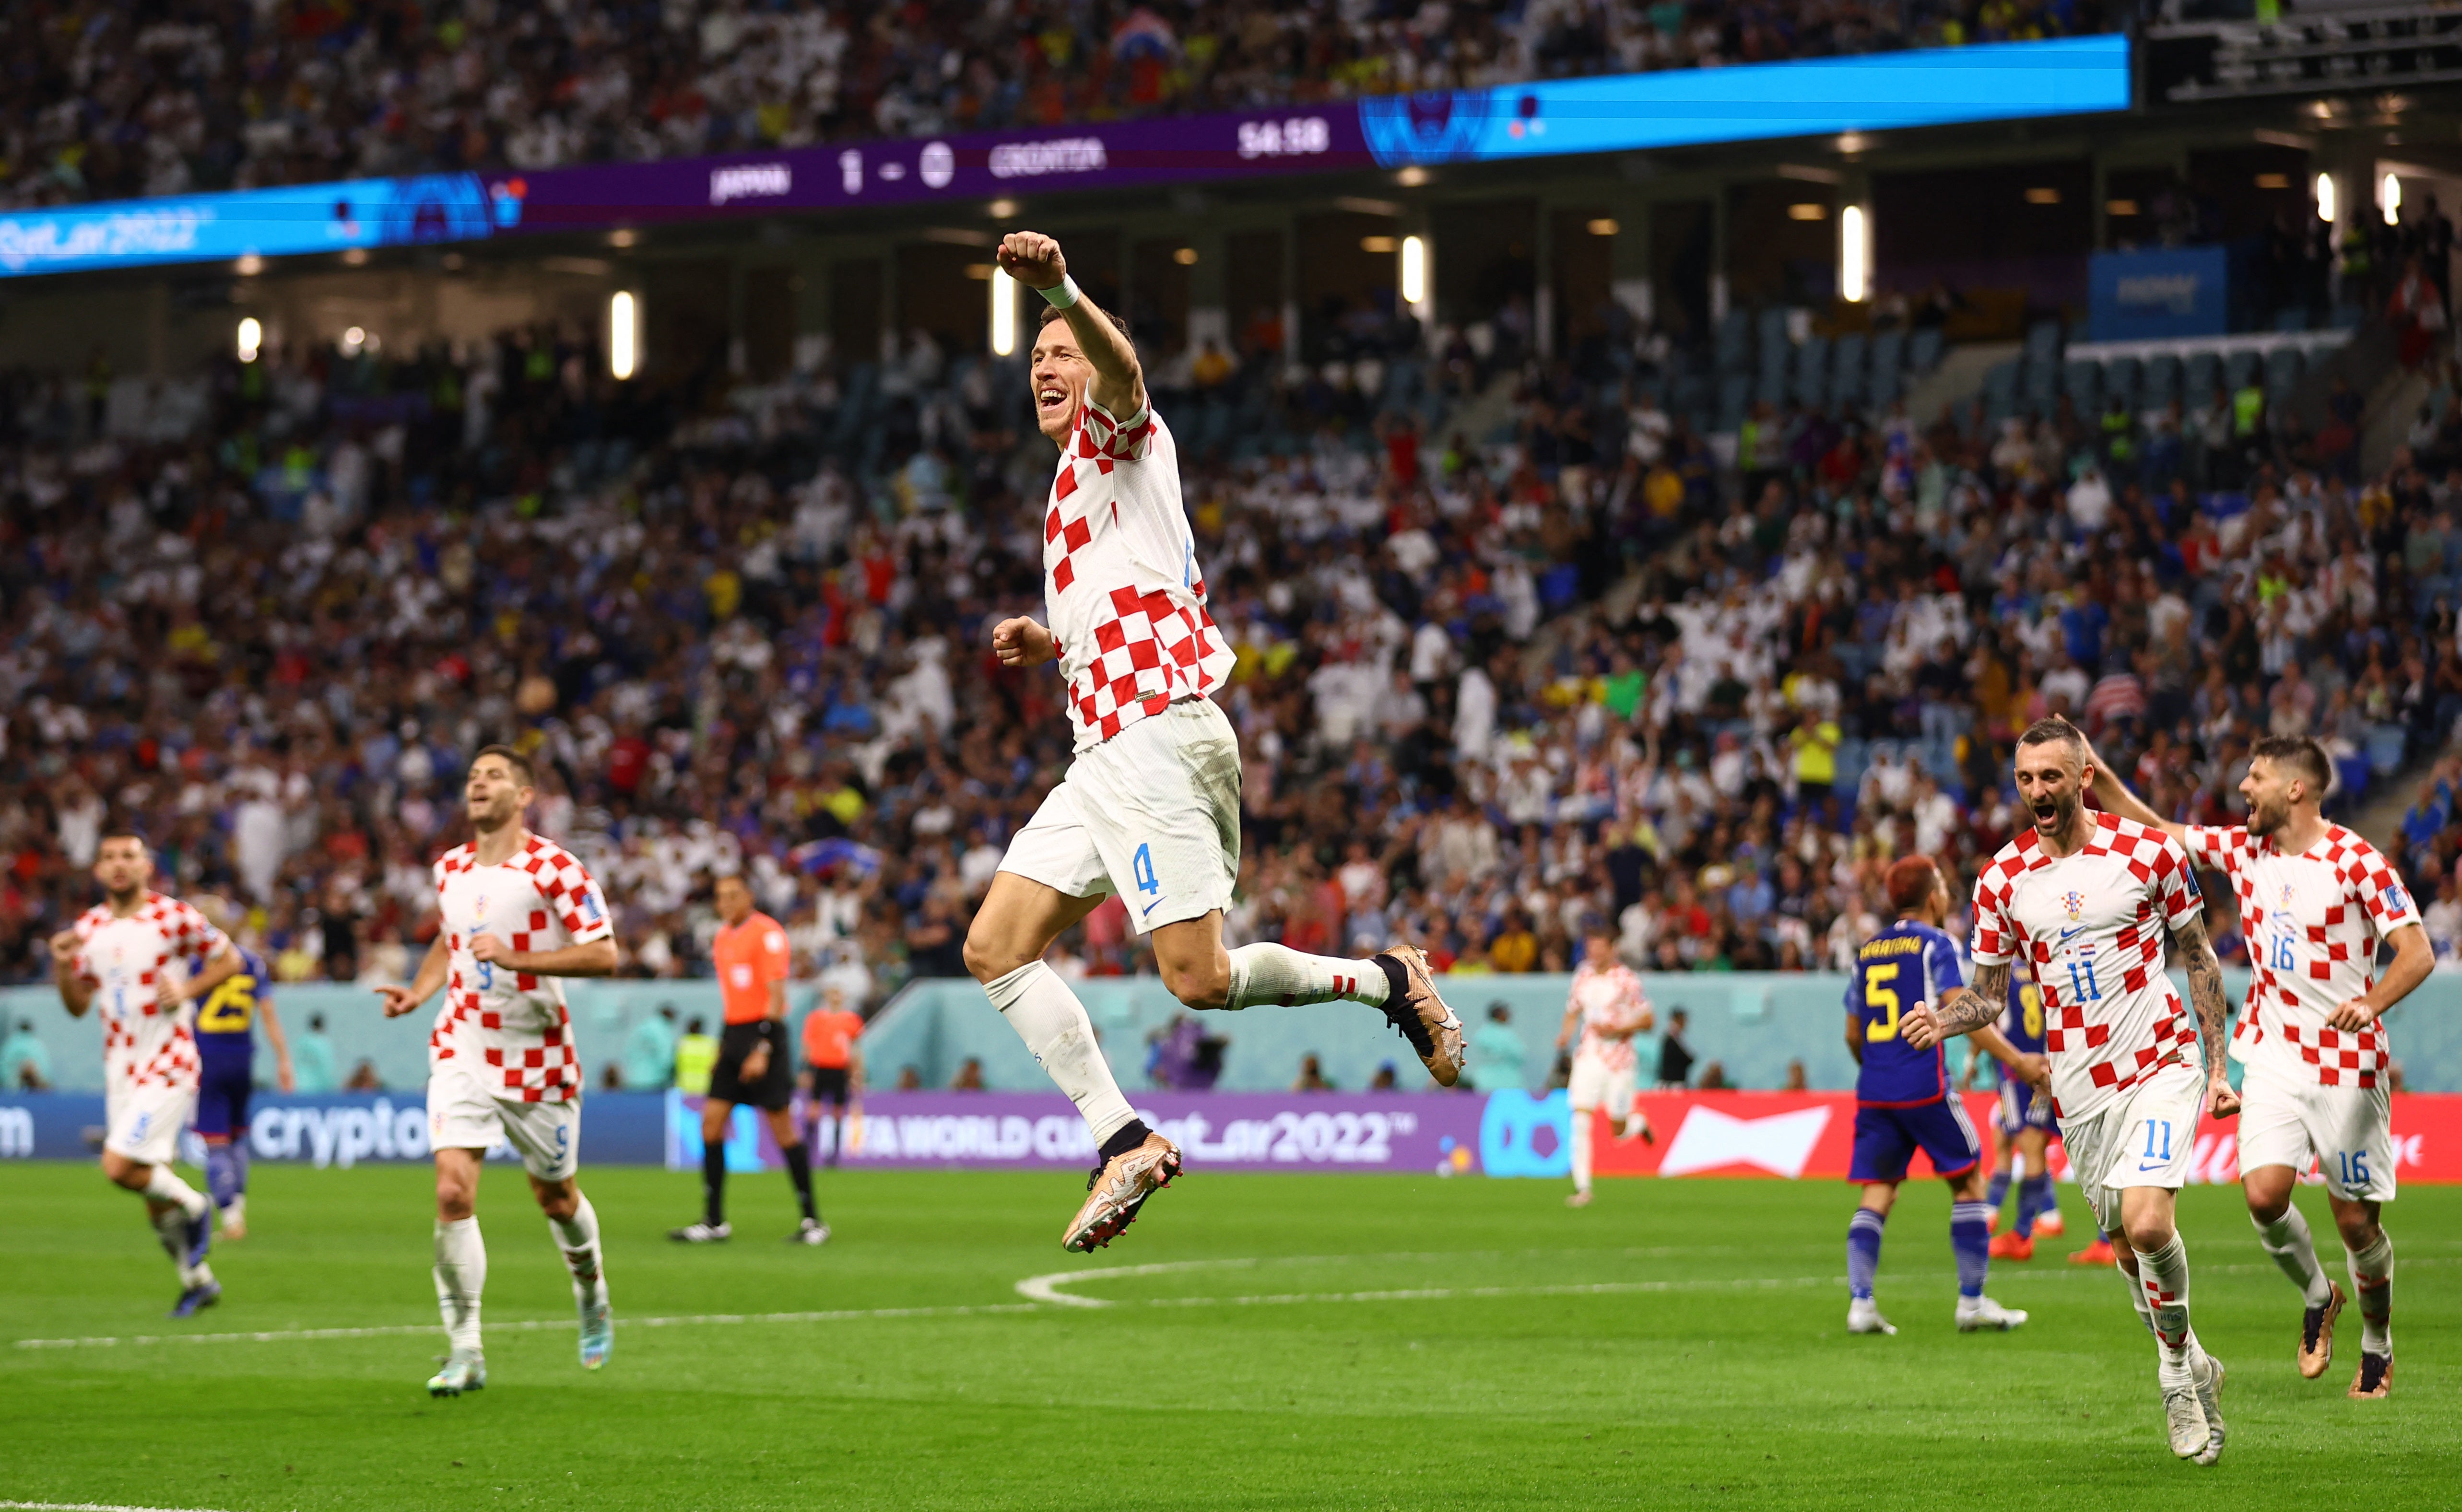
top-left (997, 232), bottom-right (1067, 291)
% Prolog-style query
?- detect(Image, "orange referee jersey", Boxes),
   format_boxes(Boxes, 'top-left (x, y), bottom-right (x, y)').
top-left (714, 910), bottom-right (791, 1025)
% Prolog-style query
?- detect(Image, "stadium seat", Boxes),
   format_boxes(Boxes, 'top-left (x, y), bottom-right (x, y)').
top-left (1907, 327), bottom-right (1943, 374)
top-left (2185, 352), bottom-right (2221, 399)
top-left (2103, 357), bottom-right (2141, 411)
top-left (2224, 351), bottom-right (2260, 393)
top-left (2143, 354), bottom-right (2182, 410)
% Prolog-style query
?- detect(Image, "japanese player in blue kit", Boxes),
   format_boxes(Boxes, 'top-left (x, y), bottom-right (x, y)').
top-left (1844, 856), bottom-right (2048, 1336)
top-left (189, 918), bottom-right (293, 1240)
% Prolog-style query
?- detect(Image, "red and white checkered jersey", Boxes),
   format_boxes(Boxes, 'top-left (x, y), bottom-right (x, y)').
top-left (1041, 399), bottom-right (1233, 752)
top-left (1570, 959), bottom-right (1652, 1076)
top-left (1969, 813), bottom-right (2206, 1122)
top-left (430, 834), bottom-right (613, 1104)
top-left (71, 892), bottom-right (225, 1092)
top-left (2185, 822), bottom-right (2418, 1089)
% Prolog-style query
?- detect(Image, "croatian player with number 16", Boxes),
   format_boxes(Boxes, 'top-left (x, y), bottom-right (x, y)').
top-left (961, 229), bottom-right (1469, 1254)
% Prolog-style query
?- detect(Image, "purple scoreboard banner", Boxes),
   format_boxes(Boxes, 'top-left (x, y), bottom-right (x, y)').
top-left (670, 1090), bottom-right (1488, 1176)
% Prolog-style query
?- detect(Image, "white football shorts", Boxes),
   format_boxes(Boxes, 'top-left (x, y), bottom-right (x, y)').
top-left (427, 1055), bottom-right (581, 1182)
top-left (999, 696), bottom-right (1240, 937)
top-left (2057, 1056), bottom-right (2206, 1237)
top-left (1567, 1049), bottom-right (1638, 1122)
top-left (105, 1080), bottom-right (196, 1167)
top-left (2237, 1059), bottom-right (2396, 1202)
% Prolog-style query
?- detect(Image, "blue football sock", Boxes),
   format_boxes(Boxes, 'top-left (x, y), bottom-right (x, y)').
top-left (1983, 1167), bottom-right (2011, 1218)
top-left (1951, 1200), bottom-right (1993, 1298)
top-left (2013, 1173), bottom-right (2050, 1238)
top-left (204, 1143), bottom-right (244, 1211)
top-left (1848, 1208), bottom-right (1886, 1301)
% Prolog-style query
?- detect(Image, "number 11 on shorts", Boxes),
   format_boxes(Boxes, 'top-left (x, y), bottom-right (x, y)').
top-left (1132, 843), bottom-right (1161, 897)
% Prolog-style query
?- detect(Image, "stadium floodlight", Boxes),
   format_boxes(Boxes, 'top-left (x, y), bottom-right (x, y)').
top-left (236, 317), bottom-right (261, 363)
top-left (990, 267), bottom-right (1018, 357)
top-left (1399, 235), bottom-right (1427, 307)
top-left (2382, 173), bottom-right (2401, 226)
top-left (1839, 205), bottom-right (1869, 304)
top-left (609, 291), bottom-right (638, 379)
top-left (2315, 172), bottom-right (2336, 223)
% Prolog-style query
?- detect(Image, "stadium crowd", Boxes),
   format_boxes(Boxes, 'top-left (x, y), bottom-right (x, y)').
top-left (0, 0), bottom-right (2117, 209)
top-left (0, 296), bottom-right (2455, 1027)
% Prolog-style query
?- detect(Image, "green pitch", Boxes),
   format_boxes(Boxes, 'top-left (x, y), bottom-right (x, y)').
top-left (2, 1162), bottom-right (2456, 1511)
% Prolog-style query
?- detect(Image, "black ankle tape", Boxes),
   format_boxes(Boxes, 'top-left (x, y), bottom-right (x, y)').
top-left (1099, 1120), bottom-right (1151, 1164)
top-left (1372, 954), bottom-right (1432, 1054)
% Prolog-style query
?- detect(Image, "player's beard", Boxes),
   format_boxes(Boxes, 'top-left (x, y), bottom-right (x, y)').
top-left (2246, 793), bottom-right (2285, 838)
top-left (2033, 789), bottom-right (2081, 840)
top-left (104, 881), bottom-right (143, 908)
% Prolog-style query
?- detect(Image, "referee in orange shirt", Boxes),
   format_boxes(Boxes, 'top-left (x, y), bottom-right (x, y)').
top-left (670, 875), bottom-right (827, 1245)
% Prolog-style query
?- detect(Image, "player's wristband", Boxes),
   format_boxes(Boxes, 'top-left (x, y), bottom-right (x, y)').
top-left (1037, 275), bottom-right (1081, 310)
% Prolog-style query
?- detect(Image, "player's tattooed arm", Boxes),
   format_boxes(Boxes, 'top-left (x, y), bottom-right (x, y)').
top-left (1905, 960), bottom-right (2010, 1049)
top-left (2172, 911), bottom-right (2243, 1118)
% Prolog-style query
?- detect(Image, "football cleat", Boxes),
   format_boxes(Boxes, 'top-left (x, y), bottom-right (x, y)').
top-left (2160, 1371), bottom-right (2212, 1459)
top-left (1565, 1189), bottom-right (1593, 1208)
top-left (1062, 1132), bottom-right (1180, 1252)
top-left (2035, 1208), bottom-right (2066, 1237)
top-left (2069, 1237), bottom-right (2117, 1266)
top-left (667, 1221), bottom-right (732, 1243)
top-left (1615, 1117), bottom-right (1653, 1145)
top-left (578, 1293), bottom-right (613, 1371)
top-left (2348, 1351), bottom-right (2392, 1399)
top-left (1847, 1298), bottom-right (1897, 1336)
top-left (1955, 1294), bottom-right (2028, 1332)
top-left (2191, 1351), bottom-right (2226, 1465)
top-left (1374, 944), bottom-right (1466, 1087)
top-left (169, 1280), bottom-right (222, 1319)
top-left (219, 1197), bottom-right (247, 1241)
top-left (789, 1218), bottom-right (832, 1246)
top-left (1987, 1232), bottom-right (2034, 1262)
top-left (426, 1352), bottom-right (487, 1398)
top-left (2298, 1282), bottom-right (2345, 1380)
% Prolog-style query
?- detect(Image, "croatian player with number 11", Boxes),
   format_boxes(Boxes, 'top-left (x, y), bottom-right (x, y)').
top-left (1904, 717), bottom-right (2240, 1465)
top-left (376, 745), bottom-right (620, 1397)
top-left (963, 229), bottom-right (1467, 1253)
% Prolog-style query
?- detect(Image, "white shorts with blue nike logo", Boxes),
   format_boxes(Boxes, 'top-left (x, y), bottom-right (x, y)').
top-left (2056, 1056), bottom-right (2206, 1237)
top-left (997, 697), bottom-right (1240, 937)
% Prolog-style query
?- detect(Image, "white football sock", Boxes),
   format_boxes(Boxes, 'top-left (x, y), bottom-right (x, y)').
top-left (1224, 943), bottom-right (1391, 1010)
top-left (2345, 1231), bottom-right (2393, 1355)
top-left (2134, 1233), bottom-right (2195, 1367)
top-left (434, 1217), bottom-right (487, 1357)
top-left (142, 1164), bottom-right (210, 1220)
top-left (549, 1194), bottom-right (607, 1307)
top-left (150, 1202), bottom-right (196, 1285)
top-left (2253, 1204), bottom-right (2332, 1307)
top-left (2117, 1249), bottom-right (2159, 1339)
top-left (1568, 1107), bottom-right (1595, 1194)
top-left (985, 961), bottom-right (1135, 1143)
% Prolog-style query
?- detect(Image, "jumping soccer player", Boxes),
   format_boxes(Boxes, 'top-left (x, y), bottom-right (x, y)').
top-left (1556, 929), bottom-right (1653, 1208)
top-left (670, 873), bottom-right (826, 1245)
top-left (190, 903), bottom-right (293, 1239)
top-left (1906, 717), bottom-right (2239, 1463)
top-left (1845, 855), bottom-right (2041, 1336)
top-left (1976, 960), bottom-right (2067, 1263)
top-left (2087, 733), bottom-right (2426, 1399)
top-left (963, 229), bottom-right (1465, 1252)
top-left (51, 832), bottom-right (245, 1317)
top-left (376, 746), bottom-right (619, 1396)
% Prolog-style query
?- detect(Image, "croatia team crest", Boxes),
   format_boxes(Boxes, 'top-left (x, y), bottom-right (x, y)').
top-left (2061, 889), bottom-right (2085, 922)
top-left (2280, 882), bottom-right (2296, 912)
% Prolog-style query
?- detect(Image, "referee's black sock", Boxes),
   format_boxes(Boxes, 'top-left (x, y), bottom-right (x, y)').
top-left (701, 1137), bottom-right (727, 1227)
top-left (782, 1141), bottom-right (817, 1223)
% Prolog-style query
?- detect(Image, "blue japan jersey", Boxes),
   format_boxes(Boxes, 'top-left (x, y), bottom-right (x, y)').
top-left (193, 947), bottom-right (270, 1075)
top-left (1849, 920), bottom-right (1964, 1106)
top-left (1996, 961), bottom-right (2047, 1064)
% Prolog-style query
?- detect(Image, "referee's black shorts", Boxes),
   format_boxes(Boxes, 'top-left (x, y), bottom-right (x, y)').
top-left (709, 1020), bottom-right (794, 1111)
top-left (807, 1065), bottom-right (852, 1108)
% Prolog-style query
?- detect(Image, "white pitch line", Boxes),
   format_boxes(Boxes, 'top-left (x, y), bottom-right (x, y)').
top-left (0, 1502), bottom-right (234, 1512)
top-left (19, 1254), bottom-right (2455, 1351)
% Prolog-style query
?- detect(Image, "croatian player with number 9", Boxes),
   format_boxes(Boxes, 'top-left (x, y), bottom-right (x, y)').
top-left (375, 745), bottom-right (620, 1397)
top-left (1903, 718), bottom-right (2240, 1465)
top-left (1843, 855), bottom-right (2043, 1337)
top-left (2087, 733), bottom-right (2427, 1399)
top-left (965, 230), bottom-right (1467, 1253)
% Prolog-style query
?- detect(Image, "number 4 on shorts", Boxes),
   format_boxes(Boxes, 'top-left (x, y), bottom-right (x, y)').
top-left (1132, 843), bottom-right (1161, 896)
